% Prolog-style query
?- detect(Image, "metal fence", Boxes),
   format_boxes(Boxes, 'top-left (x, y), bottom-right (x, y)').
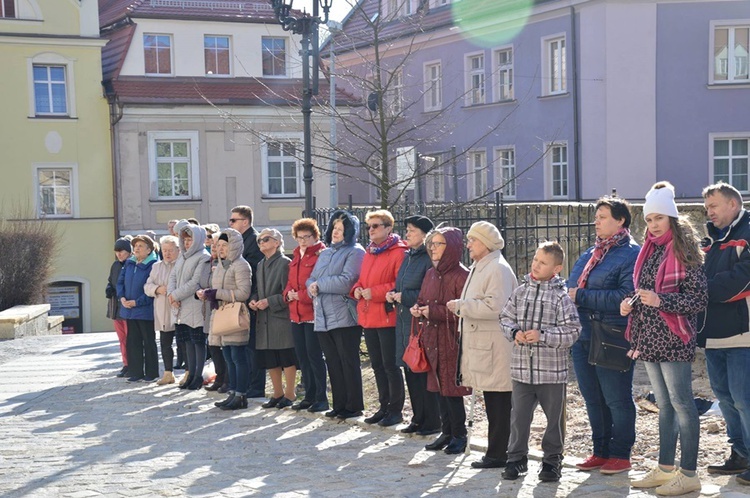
top-left (313, 195), bottom-right (598, 278)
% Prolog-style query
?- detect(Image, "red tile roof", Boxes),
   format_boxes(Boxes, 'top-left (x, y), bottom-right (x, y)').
top-left (99, 0), bottom-right (279, 28)
top-left (101, 22), bottom-right (135, 82)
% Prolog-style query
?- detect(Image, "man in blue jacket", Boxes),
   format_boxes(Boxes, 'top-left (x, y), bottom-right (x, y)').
top-left (700, 182), bottom-right (750, 484)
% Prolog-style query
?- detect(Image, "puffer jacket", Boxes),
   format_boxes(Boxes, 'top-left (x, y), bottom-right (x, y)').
top-left (284, 240), bottom-right (326, 323)
top-left (351, 236), bottom-right (407, 329)
top-left (567, 236), bottom-right (640, 342)
top-left (144, 259), bottom-right (176, 332)
top-left (308, 210), bottom-right (365, 332)
top-left (455, 249), bottom-right (517, 392)
top-left (253, 251), bottom-right (293, 350)
top-left (501, 274), bottom-right (582, 384)
top-left (168, 224), bottom-right (211, 328)
top-left (394, 244), bottom-right (432, 368)
top-left (116, 251), bottom-right (157, 321)
top-left (209, 228), bottom-right (252, 347)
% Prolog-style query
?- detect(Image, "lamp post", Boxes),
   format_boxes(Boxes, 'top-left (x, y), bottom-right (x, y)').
top-left (270, 0), bottom-right (333, 217)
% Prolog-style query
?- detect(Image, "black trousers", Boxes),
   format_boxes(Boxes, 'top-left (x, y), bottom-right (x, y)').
top-left (292, 322), bottom-right (328, 403)
top-left (209, 345), bottom-right (226, 385)
top-left (439, 395), bottom-right (467, 438)
top-left (126, 319), bottom-right (158, 379)
top-left (159, 331), bottom-right (175, 372)
top-left (318, 326), bottom-right (364, 412)
top-left (484, 390), bottom-right (513, 460)
top-left (363, 327), bottom-right (405, 415)
top-left (404, 368), bottom-right (440, 430)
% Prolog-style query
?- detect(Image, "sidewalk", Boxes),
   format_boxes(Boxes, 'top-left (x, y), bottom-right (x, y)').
top-left (0, 333), bottom-right (747, 497)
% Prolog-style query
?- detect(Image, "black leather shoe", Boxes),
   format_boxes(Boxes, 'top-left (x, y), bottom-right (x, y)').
top-left (401, 423), bottom-right (420, 434)
top-left (262, 396), bottom-right (283, 409)
top-left (502, 457), bottom-right (528, 480)
top-left (116, 366), bottom-right (128, 378)
top-left (471, 456), bottom-right (506, 469)
top-left (425, 434), bottom-right (452, 451)
top-left (178, 376), bottom-right (193, 389)
top-left (444, 436), bottom-right (467, 455)
top-left (324, 409), bottom-right (340, 418)
top-left (708, 450), bottom-right (749, 475)
top-left (214, 392), bottom-right (235, 407)
top-left (364, 409), bottom-right (386, 424)
top-left (378, 413), bottom-right (403, 427)
top-left (308, 401), bottom-right (330, 413)
top-left (276, 397), bottom-right (294, 409)
top-left (538, 462), bottom-right (562, 482)
top-left (205, 382), bottom-right (221, 392)
top-left (217, 384), bottom-right (229, 394)
top-left (220, 394), bottom-right (248, 411)
top-left (416, 427), bottom-right (441, 436)
top-left (292, 400), bottom-right (313, 411)
top-left (336, 409), bottom-right (363, 419)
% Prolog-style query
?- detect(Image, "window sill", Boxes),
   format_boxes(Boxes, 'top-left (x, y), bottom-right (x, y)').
top-left (29, 115), bottom-right (77, 120)
top-left (707, 82), bottom-right (750, 90)
top-left (260, 196), bottom-right (304, 202)
top-left (461, 99), bottom-right (518, 110)
top-left (149, 198), bottom-right (203, 203)
top-left (538, 92), bottom-right (570, 100)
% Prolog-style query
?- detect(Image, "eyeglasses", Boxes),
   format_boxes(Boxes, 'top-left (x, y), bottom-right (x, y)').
top-left (229, 218), bottom-right (247, 224)
top-left (427, 241), bottom-right (447, 248)
top-left (367, 223), bottom-right (386, 230)
top-left (258, 236), bottom-right (275, 243)
top-left (295, 234), bottom-right (314, 241)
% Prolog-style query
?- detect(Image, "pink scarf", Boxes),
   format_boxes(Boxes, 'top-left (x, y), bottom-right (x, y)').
top-left (626, 229), bottom-right (693, 346)
top-left (577, 228), bottom-right (631, 289)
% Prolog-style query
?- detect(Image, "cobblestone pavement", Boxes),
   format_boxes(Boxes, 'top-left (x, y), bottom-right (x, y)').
top-left (1, 334), bottom-right (749, 497)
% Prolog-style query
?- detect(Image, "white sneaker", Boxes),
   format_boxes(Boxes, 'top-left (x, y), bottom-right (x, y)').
top-left (631, 466), bottom-right (677, 488)
top-left (655, 472), bottom-right (701, 496)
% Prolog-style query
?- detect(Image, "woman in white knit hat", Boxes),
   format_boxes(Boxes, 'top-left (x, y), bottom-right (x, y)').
top-left (621, 181), bottom-right (708, 496)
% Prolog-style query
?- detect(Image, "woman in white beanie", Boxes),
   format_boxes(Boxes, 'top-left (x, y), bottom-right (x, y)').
top-left (621, 181), bottom-right (707, 496)
top-left (447, 221), bottom-right (517, 463)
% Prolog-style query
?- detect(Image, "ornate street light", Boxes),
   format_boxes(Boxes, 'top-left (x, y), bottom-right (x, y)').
top-left (270, 0), bottom-right (334, 216)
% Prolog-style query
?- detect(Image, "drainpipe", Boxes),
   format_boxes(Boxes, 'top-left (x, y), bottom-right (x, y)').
top-left (108, 94), bottom-right (123, 240)
top-left (571, 5), bottom-right (581, 201)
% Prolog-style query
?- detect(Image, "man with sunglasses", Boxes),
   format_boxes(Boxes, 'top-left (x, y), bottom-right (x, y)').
top-left (229, 205), bottom-right (266, 397)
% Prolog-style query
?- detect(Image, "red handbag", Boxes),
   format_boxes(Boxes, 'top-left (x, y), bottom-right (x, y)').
top-left (403, 319), bottom-right (430, 373)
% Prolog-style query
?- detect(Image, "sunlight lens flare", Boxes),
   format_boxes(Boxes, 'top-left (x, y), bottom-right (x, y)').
top-left (452, 0), bottom-right (534, 47)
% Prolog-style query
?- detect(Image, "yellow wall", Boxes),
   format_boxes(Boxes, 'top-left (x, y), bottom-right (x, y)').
top-left (0, 0), bottom-right (115, 332)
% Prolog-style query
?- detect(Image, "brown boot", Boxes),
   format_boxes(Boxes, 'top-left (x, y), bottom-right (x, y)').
top-left (156, 371), bottom-right (176, 385)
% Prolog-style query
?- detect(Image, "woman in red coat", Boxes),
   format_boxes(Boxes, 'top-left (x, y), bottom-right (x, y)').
top-left (352, 209), bottom-right (407, 427)
top-left (283, 218), bottom-right (329, 413)
top-left (411, 226), bottom-right (472, 455)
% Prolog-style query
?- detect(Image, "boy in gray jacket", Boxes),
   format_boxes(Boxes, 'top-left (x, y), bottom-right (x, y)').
top-left (500, 241), bottom-right (581, 482)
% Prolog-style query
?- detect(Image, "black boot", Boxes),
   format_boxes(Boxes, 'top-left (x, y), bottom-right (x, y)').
top-left (444, 436), bottom-right (467, 455)
top-left (425, 433), bottom-right (452, 451)
top-left (214, 392), bottom-right (235, 407)
top-left (708, 449), bottom-right (749, 475)
top-left (220, 394), bottom-right (248, 411)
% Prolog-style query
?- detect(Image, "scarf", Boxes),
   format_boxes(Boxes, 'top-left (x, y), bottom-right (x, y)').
top-left (626, 229), bottom-right (692, 346)
top-left (368, 233), bottom-right (401, 255)
top-left (577, 228), bottom-right (630, 288)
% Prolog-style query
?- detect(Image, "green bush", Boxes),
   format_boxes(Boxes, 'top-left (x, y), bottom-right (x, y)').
top-left (0, 209), bottom-right (58, 310)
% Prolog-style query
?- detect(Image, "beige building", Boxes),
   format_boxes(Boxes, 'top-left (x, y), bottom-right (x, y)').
top-left (0, 0), bottom-right (115, 332)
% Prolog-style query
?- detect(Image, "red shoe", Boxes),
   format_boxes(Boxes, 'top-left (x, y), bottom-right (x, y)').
top-left (576, 455), bottom-right (608, 471)
top-left (599, 458), bottom-right (632, 475)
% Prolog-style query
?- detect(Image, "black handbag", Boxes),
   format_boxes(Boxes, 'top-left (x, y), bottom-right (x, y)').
top-left (588, 318), bottom-right (633, 372)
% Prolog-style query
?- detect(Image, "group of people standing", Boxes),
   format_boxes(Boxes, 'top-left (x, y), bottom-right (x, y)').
top-left (104, 179), bottom-right (750, 496)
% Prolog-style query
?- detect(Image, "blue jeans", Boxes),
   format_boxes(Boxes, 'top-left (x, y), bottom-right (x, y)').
top-left (223, 345), bottom-right (249, 395)
top-left (643, 361), bottom-right (700, 471)
top-left (291, 322), bottom-right (328, 403)
top-left (705, 348), bottom-right (750, 459)
top-left (572, 340), bottom-right (636, 459)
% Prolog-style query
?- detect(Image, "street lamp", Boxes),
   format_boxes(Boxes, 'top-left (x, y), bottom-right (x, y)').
top-left (270, 0), bottom-right (334, 217)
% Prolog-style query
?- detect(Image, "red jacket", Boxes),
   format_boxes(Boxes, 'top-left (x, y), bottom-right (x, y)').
top-left (283, 241), bottom-right (325, 323)
top-left (351, 236), bottom-right (407, 329)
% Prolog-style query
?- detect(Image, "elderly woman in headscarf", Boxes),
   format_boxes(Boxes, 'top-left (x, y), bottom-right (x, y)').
top-left (250, 228), bottom-right (297, 409)
top-left (447, 221), bottom-right (518, 465)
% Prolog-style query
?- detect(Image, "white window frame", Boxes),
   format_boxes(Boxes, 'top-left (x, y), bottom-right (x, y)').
top-left (33, 163), bottom-right (78, 218)
top-left (262, 36), bottom-right (288, 77)
top-left (429, 0), bottom-right (451, 7)
top-left (147, 131), bottom-right (200, 201)
top-left (261, 134), bottom-right (303, 198)
top-left (424, 153), bottom-right (444, 202)
top-left (542, 33), bottom-right (567, 96)
top-left (204, 34), bottom-right (232, 77)
top-left (709, 20), bottom-right (750, 84)
top-left (1, 0), bottom-right (16, 19)
top-left (386, 0), bottom-right (416, 17)
top-left (26, 53), bottom-right (77, 118)
top-left (423, 60), bottom-right (442, 112)
top-left (493, 146), bottom-right (516, 199)
top-left (709, 132), bottom-right (750, 194)
top-left (465, 51), bottom-right (486, 105)
top-left (492, 45), bottom-right (514, 102)
top-left (386, 69), bottom-right (404, 115)
top-left (545, 141), bottom-right (569, 199)
top-left (143, 33), bottom-right (173, 76)
top-left (467, 149), bottom-right (487, 199)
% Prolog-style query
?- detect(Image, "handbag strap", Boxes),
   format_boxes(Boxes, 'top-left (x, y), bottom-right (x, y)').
top-left (230, 290), bottom-right (236, 303)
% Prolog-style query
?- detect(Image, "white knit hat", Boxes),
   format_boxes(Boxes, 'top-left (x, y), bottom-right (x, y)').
top-left (467, 221), bottom-right (505, 251)
top-left (643, 182), bottom-right (680, 219)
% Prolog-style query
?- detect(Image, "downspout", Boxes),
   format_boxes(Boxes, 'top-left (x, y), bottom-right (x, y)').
top-left (108, 93), bottom-right (123, 240)
top-left (570, 5), bottom-right (581, 201)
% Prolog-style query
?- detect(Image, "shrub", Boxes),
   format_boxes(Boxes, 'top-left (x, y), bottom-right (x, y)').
top-left (0, 206), bottom-right (58, 310)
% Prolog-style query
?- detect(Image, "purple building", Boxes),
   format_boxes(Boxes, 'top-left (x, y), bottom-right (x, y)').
top-left (326, 0), bottom-right (750, 203)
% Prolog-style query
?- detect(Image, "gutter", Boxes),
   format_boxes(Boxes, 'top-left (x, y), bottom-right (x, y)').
top-left (571, 5), bottom-right (581, 201)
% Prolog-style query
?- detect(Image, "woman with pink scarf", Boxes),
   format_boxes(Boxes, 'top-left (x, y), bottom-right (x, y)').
top-left (621, 181), bottom-right (707, 496)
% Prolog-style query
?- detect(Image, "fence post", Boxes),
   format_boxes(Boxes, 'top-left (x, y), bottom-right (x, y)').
top-left (348, 194), bottom-right (353, 212)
